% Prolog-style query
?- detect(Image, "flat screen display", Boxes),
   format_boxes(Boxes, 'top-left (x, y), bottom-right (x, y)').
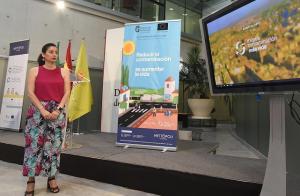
top-left (202, 0), bottom-right (300, 93)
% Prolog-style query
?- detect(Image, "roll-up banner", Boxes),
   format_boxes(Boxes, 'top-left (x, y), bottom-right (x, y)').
top-left (0, 40), bottom-right (30, 131)
top-left (117, 20), bottom-right (181, 151)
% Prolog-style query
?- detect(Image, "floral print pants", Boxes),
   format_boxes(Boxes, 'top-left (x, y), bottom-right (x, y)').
top-left (22, 101), bottom-right (66, 177)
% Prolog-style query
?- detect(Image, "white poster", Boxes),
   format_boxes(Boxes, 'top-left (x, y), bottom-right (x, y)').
top-left (101, 27), bottom-right (124, 133)
top-left (0, 40), bottom-right (29, 131)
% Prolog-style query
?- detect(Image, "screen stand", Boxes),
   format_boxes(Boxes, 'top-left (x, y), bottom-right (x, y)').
top-left (260, 95), bottom-right (286, 196)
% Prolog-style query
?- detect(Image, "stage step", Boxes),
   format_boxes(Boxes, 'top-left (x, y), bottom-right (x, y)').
top-left (0, 141), bottom-right (263, 196)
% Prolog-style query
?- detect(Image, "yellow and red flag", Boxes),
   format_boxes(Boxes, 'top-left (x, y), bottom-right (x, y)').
top-left (64, 40), bottom-right (72, 71)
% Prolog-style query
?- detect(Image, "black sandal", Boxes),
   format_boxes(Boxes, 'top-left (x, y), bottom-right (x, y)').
top-left (24, 179), bottom-right (35, 196)
top-left (47, 176), bottom-right (60, 193)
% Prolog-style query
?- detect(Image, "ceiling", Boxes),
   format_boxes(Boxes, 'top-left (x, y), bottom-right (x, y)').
top-left (167, 0), bottom-right (232, 14)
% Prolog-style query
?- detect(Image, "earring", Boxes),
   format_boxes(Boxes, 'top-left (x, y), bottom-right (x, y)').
top-left (42, 57), bottom-right (45, 61)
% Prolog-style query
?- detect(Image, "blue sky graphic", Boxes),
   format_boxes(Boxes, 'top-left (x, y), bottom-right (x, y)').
top-left (207, 0), bottom-right (284, 35)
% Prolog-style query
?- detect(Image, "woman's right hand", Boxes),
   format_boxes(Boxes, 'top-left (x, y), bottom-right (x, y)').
top-left (40, 108), bottom-right (51, 120)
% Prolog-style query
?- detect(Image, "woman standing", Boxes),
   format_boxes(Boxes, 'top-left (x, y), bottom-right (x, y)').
top-left (23, 43), bottom-right (70, 196)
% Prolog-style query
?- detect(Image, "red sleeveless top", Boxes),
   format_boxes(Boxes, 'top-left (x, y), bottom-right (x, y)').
top-left (35, 66), bottom-right (64, 103)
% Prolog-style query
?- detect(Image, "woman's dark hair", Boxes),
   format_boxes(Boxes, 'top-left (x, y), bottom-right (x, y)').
top-left (37, 43), bottom-right (56, 65)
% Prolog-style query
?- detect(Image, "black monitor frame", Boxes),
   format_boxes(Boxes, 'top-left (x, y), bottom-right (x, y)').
top-left (201, 0), bottom-right (300, 94)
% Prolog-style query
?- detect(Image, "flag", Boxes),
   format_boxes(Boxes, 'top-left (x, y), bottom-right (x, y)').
top-left (64, 40), bottom-right (72, 71)
top-left (64, 40), bottom-right (74, 89)
top-left (68, 41), bottom-right (93, 122)
top-left (56, 41), bottom-right (63, 67)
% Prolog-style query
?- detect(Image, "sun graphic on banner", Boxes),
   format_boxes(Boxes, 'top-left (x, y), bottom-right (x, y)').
top-left (123, 41), bottom-right (135, 56)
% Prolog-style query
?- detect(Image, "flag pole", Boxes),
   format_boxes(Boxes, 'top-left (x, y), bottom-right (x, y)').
top-left (61, 107), bottom-right (69, 150)
top-left (62, 39), bottom-right (75, 150)
top-left (76, 118), bottom-right (81, 135)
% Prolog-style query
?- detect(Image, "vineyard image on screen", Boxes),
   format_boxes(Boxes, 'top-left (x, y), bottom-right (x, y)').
top-left (207, 0), bottom-right (300, 86)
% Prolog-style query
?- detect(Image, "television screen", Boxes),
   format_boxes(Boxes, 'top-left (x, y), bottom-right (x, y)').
top-left (202, 0), bottom-right (300, 93)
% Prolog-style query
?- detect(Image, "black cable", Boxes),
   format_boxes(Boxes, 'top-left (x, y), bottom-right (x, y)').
top-left (293, 97), bottom-right (300, 108)
top-left (289, 92), bottom-right (300, 126)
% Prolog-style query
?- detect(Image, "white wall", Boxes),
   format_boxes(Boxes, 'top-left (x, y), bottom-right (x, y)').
top-left (101, 28), bottom-right (124, 133)
top-left (0, 0), bottom-right (197, 69)
top-left (0, 58), bottom-right (8, 108)
top-left (0, 0), bottom-right (125, 68)
top-left (0, 0), bottom-right (200, 131)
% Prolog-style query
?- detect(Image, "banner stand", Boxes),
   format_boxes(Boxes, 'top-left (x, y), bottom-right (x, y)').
top-left (116, 143), bottom-right (177, 152)
top-left (116, 20), bottom-right (181, 151)
top-left (0, 40), bottom-right (30, 131)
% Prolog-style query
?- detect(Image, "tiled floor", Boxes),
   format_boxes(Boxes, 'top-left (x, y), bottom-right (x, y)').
top-left (179, 123), bottom-right (264, 159)
top-left (201, 125), bottom-right (262, 159)
top-left (0, 161), bottom-right (157, 196)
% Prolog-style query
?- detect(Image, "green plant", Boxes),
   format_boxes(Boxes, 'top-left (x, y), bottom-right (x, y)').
top-left (180, 46), bottom-right (210, 99)
top-left (121, 64), bottom-right (129, 86)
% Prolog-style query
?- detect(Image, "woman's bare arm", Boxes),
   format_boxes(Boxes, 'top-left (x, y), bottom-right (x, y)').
top-left (58, 68), bottom-right (71, 108)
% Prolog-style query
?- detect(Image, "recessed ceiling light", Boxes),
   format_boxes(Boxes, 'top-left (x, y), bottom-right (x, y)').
top-left (169, 8), bottom-right (174, 11)
top-left (56, 1), bottom-right (65, 10)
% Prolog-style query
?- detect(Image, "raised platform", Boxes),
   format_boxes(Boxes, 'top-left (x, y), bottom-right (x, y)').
top-left (0, 130), bottom-right (266, 196)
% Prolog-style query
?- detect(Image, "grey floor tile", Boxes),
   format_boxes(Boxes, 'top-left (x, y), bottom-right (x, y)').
top-left (0, 161), bottom-right (157, 196)
top-left (201, 127), bottom-right (260, 159)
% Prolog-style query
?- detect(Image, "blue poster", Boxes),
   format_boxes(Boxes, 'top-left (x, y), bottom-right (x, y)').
top-left (117, 20), bottom-right (181, 151)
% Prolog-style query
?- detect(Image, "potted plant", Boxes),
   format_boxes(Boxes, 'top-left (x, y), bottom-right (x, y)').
top-left (180, 46), bottom-right (215, 119)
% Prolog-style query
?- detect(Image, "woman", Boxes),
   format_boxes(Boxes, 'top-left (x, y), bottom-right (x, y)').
top-left (23, 43), bottom-right (70, 196)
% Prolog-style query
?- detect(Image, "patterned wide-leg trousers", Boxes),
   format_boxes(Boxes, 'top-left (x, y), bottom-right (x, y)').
top-left (22, 100), bottom-right (66, 177)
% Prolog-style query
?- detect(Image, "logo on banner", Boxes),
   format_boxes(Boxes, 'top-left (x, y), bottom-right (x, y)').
top-left (134, 25), bottom-right (151, 33)
top-left (4, 114), bottom-right (15, 120)
top-left (154, 133), bottom-right (174, 140)
top-left (8, 66), bottom-right (23, 74)
top-left (13, 45), bottom-right (25, 52)
top-left (157, 23), bottom-right (168, 30)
